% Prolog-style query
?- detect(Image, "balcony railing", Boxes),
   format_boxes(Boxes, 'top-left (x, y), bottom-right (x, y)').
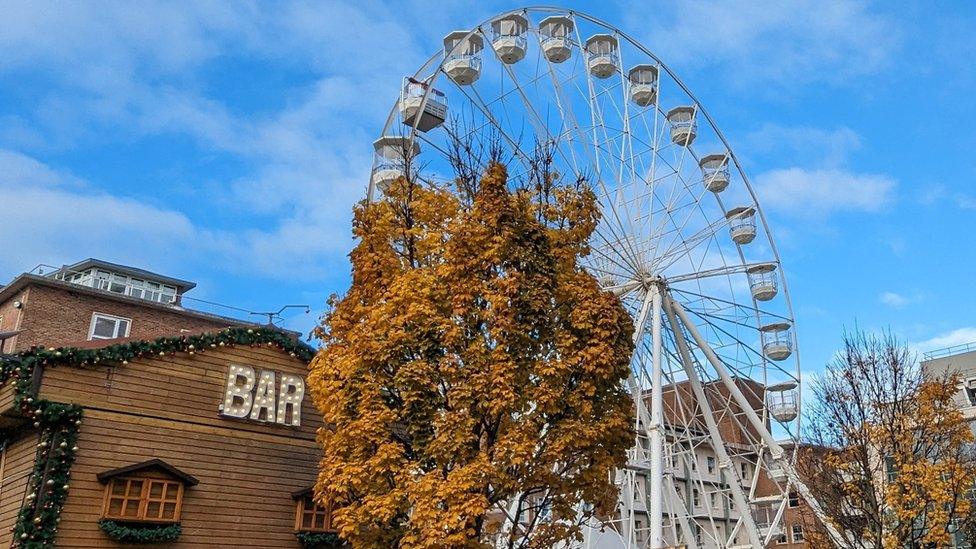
top-left (923, 341), bottom-right (976, 361)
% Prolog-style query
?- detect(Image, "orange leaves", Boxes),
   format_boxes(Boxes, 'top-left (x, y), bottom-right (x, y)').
top-left (880, 374), bottom-right (976, 547)
top-left (309, 162), bottom-right (634, 547)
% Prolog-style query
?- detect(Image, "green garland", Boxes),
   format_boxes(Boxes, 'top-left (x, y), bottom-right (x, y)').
top-left (11, 327), bottom-right (314, 378)
top-left (11, 402), bottom-right (81, 549)
top-left (98, 520), bottom-right (182, 543)
top-left (295, 530), bottom-right (343, 547)
top-left (1, 327), bottom-right (314, 548)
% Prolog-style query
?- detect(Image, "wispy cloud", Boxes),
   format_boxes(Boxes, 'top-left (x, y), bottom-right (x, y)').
top-left (0, 1), bottom-right (451, 281)
top-left (634, 0), bottom-right (899, 89)
top-left (915, 327), bottom-right (976, 354)
top-left (754, 167), bottom-right (895, 217)
top-left (744, 124), bottom-right (862, 168)
top-left (0, 148), bottom-right (354, 281)
top-left (879, 291), bottom-right (921, 308)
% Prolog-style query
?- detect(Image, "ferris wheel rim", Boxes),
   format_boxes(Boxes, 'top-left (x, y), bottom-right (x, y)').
top-left (371, 5), bottom-right (800, 384)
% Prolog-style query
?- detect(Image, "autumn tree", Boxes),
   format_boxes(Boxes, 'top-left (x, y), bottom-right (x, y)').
top-left (309, 140), bottom-right (635, 548)
top-left (799, 331), bottom-right (976, 548)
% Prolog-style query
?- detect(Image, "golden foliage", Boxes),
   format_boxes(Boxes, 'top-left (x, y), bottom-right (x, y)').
top-left (309, 162), bottom-right (635, 548)
top-left (803, 331), bottom-right (976, 549)
top-left (881, 375), bottom-right (975, 548)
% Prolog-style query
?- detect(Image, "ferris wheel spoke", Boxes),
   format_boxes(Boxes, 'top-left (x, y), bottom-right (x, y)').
top-left (666, 261), bottom-right (771, 285)
top-left (662, 295), bottom-right (765, 547)
top-left (671, 287), bottom-right (789, 324)
top-left (652, 178), bottom-right (719, 270)
top-left (536, 62), bottom-right (648, 275)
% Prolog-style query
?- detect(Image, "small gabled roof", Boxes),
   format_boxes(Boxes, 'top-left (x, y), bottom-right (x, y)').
top-left (97, 459), bottom-right (199, 486)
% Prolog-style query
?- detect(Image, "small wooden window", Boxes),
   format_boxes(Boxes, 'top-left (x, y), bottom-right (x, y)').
top-left (102, 477), bottom-right (183, 523)
top-left (295, 494), bottom-right (333, 532)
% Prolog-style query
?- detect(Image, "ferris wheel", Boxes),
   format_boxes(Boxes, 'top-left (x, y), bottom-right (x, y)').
top-left (367, 7), bottom-right (839, 549)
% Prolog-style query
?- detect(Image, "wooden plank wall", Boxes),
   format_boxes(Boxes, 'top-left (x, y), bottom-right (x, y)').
top-left (29, 345), bottom-right (323, 548)
top-left (0, 434), bottom-right (40, 546)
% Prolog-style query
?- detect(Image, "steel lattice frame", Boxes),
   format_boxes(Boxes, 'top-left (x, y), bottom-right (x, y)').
top-left (367, 7), bottom-right (842, 549)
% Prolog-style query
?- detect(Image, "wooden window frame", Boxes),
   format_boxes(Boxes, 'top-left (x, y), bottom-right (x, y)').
top-left (101, 476), bottom-right (184, 523)
top-left (295, 494), bottom-right (334, 533)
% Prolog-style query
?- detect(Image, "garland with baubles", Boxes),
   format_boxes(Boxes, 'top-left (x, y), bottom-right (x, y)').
top-left (97, 520), bottom-right (182, 543)
top-left (295, 530), bottom-right (344, 548)
top-left (0, 327), bottom-right (313, 547)
top-left (9, 400), bottom-right (81, 548)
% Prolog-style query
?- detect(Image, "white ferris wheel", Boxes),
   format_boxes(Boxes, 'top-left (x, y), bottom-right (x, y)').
top-left (367, 7), bottom-right (839, 549)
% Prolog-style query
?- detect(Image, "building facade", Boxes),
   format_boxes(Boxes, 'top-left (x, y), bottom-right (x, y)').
top-left (922, 343), bottom-right (976, 435)
top-left (0, 259), bottom-right (257, 354)
top-left (610, 379), bottom-right (811, 548)
top-left (0, 329), bottom-right (326, 547)
top-left (0, 258), bottom-right (822, 548)
top-left (0, 259), bottom-right (333, 547)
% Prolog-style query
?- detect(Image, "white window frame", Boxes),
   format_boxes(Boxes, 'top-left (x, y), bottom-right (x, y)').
top-left (788, 491), bottom-right (800, 508)
top-left (88, 313), bottom-right (132, 341)
top-left (791, 524), bottom-right (804, 542)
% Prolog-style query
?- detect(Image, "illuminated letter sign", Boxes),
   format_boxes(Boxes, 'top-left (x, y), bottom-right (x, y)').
top-left (220, 364), bottom-right (304, 426)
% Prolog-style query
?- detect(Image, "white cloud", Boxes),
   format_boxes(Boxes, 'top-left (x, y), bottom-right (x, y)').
top-left (0, 1), bottom-right (451, 280)
top-left (634, 0), bottom-right (899, 88)
top-left (915, 328), bottom-right (976, 354)
top-left (754, 167), bottom-right (895, 217)
top-left (0, 149), bottom-right (352, 281)
top-left (879, 291), bottom-right (917, 308)
top-left (745, 124), bottom-right (862, 168)
top-left (955, 195), bottom-right (976, 210)
top-left (0, 150), bottom-right (199, 275)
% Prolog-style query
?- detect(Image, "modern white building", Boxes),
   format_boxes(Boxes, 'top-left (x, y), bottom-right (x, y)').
top-left (921, 342), bottom-right (976, 434)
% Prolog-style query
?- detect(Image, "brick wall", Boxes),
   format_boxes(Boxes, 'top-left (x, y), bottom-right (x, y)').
top-left (0, 287), bottom-right (29, 353)
top-left (2, 283), bottom-right (238, 352)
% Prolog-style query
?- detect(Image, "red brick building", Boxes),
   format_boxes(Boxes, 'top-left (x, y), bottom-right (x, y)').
top-left (0, 259), bottom-right (261, 353)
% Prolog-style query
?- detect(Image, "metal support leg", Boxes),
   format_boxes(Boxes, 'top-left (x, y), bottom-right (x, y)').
top-left (662, 296), bottom-right (764, 548)
top-left (648, 286), bottom-right (665, 549)
top-left (668, 296), bottom-right (846, 547)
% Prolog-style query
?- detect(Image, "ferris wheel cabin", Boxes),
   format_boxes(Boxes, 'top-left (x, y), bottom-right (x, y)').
top-left (371, 136), bottom-right (419, 193)
top-left (585, 34), bottom-right (619, 79)
top-left (399, 78), bottom-right (447, 132)
top-left (760, 322), bottom-right (793, 361)
top-left (491, 14), bottom-right (528, 64)
top-left (539, 16), bottom-right (573, 63)
top-left (443, 31), bottom-right (484, 85)
top-left (746, 263), bottom-right (779, 302)
top-left (726, 206), bottom-right (757, 245)
top-left (700, 153), bottom-right (730, 192)
top-left (766, 381), bottom-right (799, 423)
top-left (667, 106), bottom-right (697, 146)
top-left (628, 65), bottom-right (659, 107)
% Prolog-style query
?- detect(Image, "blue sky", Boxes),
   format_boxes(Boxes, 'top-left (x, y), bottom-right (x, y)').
top-left (1, 0), bottom-right (975, 382)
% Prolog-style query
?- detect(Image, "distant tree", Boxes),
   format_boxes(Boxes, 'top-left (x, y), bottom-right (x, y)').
top-left (800, 331), bottom-right (976, 548)
top-left (308, 140), bottom-right (635, 548)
